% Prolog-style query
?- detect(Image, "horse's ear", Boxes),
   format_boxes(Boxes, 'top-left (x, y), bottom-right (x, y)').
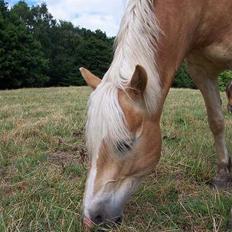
top-left (129, 65), bottom-right (147, 94)
top-left (79, 67), bottom-right (101, 90)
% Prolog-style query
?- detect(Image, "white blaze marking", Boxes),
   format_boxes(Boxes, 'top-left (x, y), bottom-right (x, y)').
top-left (83, 158), bottom-right (97, 218)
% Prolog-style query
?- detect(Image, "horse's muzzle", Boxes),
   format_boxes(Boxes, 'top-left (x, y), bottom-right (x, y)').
top-left (83, 214), bottom-right (123, 231)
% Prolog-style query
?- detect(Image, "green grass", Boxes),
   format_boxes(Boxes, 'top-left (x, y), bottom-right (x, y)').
top-left (0, 87), bottom-right (232, 232)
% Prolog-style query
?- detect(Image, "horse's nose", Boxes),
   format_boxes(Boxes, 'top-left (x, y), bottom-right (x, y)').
top-left (89, 211), bottom-right (123, 225)
top-left (84, 208), bottom-right (123, 229)
top-left (114, 216), bottom-right (123, 224)
top-left (91, 213), bottom-right (104, 224)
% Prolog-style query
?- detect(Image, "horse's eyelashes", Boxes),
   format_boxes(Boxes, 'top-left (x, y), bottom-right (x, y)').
top-left (115, 139), bottom-right (135, 153)
top-left (116, 142), bottom-right (131, 153)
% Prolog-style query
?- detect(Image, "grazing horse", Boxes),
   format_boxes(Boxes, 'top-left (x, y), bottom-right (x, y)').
top-left (80, 0), bottom-right (232, 229)
top-left (227, 81), bottom-right (232, 113)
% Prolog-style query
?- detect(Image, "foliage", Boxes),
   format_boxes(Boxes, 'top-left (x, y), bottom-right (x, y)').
top-left (0, 0), bottom-right (113, 89)
top-left (174, 65), bottom-right (232, 91)
top-left (1, 0), bottom-right (231, 90)
top-left (219, 70), bottom-right (232, 91)
top-left (0, 0), bottom-right (48, 89)
top-left (174, 62), bottom-right (196, 89)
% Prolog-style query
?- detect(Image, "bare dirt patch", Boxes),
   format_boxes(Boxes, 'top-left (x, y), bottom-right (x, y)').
top-left (72, 128), bottom-right (85, 139)
top-left (0, 181), bottom-right (29, 196)
top-left (48, 144), bottom-right (88, 167)
top-left (48, 151), bottom-right (79, 166)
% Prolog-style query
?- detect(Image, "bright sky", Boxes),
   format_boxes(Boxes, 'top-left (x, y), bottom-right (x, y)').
top-left (8, 0), bottom-right (126, 36)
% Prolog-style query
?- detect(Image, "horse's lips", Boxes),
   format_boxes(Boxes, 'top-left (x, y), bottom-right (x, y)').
top-left (83, 216), bottom-right (95, 231)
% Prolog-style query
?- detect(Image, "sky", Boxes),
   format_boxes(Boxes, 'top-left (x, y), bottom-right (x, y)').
top-left (8, 0), bottom-right (126, 36)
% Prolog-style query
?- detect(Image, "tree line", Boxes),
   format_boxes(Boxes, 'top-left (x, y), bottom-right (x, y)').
top-left (0, 0), bottom-right (231, 90)
top-left (0, 0), bottom-right (113, 89)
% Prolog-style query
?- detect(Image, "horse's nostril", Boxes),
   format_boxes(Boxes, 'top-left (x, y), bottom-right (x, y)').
top-left (115, 216), bottom-right (122, 224)
top-left (94, 215), bottom-right (103, 224)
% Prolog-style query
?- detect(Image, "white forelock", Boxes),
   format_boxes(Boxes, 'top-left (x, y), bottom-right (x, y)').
top-left (86, 0), bottom-right (161, 158)
top-left (86, 82), bottom-right (132, 158)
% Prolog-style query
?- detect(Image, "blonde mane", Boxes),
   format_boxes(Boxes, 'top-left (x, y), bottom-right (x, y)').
top-left (86, 0), bottom-right (161, 158)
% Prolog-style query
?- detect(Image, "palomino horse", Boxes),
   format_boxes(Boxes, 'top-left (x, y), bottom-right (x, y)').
top-left (80, 0), bottom-right (232, 229)
top-left (227, 81), bottom-right (232, 113)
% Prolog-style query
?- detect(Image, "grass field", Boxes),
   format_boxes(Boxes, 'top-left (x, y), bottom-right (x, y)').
top-left (0, 87), bottom-right (232, 232)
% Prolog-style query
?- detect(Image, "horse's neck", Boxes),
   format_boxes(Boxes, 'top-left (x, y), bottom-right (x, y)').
top-left (105, 0), bottom-right (196, 114)
top-left (154, 1), bottom-right (197, 100)
top-left (155, 0), bottom-right (232, 100)
top-left (107, 0), bottom-right (232, 114)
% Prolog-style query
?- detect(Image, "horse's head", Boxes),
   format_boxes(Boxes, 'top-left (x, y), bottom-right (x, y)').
top-left (80, 66), bottom-right (161, 229)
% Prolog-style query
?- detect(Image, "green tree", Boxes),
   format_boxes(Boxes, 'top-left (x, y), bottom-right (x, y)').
top-left (75, 28), bottom-right (113, 85)
top-left (174, 62), bottom-right (196, 89)
top-left (10, 2), bottom-right (113, 87)
top-left (0, 1), bottom-right (48, 89)
top-left (218, 70), bottom-right (232, 91)
top-left (48, 21), bottom-right (81, 86)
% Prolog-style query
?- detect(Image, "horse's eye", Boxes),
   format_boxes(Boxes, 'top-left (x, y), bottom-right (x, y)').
top-left (115, 139), bottom-right (135, 153)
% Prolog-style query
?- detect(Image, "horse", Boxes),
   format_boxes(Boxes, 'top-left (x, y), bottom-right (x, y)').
top-left (226, 81), bottom-right (232, 113)
top-left (79, 0), bottom-right (232, 229)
